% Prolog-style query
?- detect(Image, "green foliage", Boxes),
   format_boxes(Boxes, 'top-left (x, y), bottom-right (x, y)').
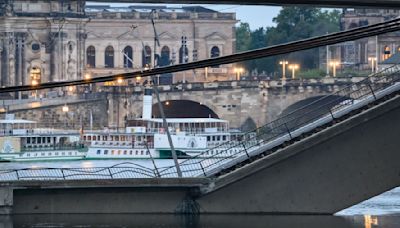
top-left (235, 7), bottom-right (341, 74)
top-left (297, 69), bottom-right (326, 78)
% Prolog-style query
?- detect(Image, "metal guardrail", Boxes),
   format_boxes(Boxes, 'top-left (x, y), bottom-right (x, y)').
top-left (0, 162), bottom-right (157, 181)
top-left (158, 63), bottom-right (400, 178)
top-left (1, 65), bottom-right (400, 181)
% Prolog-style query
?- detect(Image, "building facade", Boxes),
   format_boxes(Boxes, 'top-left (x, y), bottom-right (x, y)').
top-left (321, 9), bottom-right (400, 73)
top-left (0, 1), bottom-right (237, 89)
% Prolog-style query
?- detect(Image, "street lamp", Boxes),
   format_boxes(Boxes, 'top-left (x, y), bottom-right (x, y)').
top-left (368, 57), bottom-right (377, 73)
top-left (84, 73), bottom-right (92, 93)
top-left (62, 104), bottom-right (69, 128)
top-left (288, 64), bottom-right (299, 79)
top-left (234, 67), bottom-right (244, 81)
top-left (329, 61), bottom-right (340, 77)
top-left (31, 79), bottom-right (38, 99)
top-left (279, 60), bottom-right (289, 80)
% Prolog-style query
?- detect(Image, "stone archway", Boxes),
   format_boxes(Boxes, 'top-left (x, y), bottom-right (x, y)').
top-left (278, 95), bottom-right (351, 129)
top-left (152, 100), bottom-right (219, 119)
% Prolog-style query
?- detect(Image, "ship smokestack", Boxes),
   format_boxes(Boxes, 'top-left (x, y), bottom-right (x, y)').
top-left (142, 88), bottom-right (153, 119)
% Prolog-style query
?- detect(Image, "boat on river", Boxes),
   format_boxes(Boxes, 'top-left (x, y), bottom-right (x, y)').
top-left (0, 115), bottom-right (87, 162)
top-left (82, 88), bottom-right (250, 159)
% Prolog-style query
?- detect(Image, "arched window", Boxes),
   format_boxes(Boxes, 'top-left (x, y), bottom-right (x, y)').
top-left (86, 46), bottom-right (96, 68)
top-left (160, 46), bottom-right (170, 67)
top-left (210, 46), bottom-right (220, 68)
top-left (211, 46), bottom-right (220, 58)
top-left (179, 46), bottom-right (189, 64)
top-left (123, 46), bottom-right (133, 68)
top-left (142, 46), bottom-right (152, 68)
top-left (383, 46), bottom-right (391, 60)
top-left (105, 46), bottom-right (114, 68)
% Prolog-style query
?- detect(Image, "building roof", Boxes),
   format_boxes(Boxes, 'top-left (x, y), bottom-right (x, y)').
top-left (381, 52), bottom-right (400, 64)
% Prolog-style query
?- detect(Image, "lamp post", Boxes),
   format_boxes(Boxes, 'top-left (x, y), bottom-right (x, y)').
top-left (234, 67), bottom-right (244, 81)
top-left (279, 60), bottom-right (289, 80)
top-left (62, 104), bottom-right (69, 128)
top-left (288, 64), bottom-right (299, 79)
top-left (31, 79), bottom-right (38, 99)
top-left (84, 72), bottom-right (92, 94)
top-left (329, 61), bottom-right (340, 77)
top-left (368, 57), bottom-right (377, 73)
top-left (116, 77), bottom-right (124, 132)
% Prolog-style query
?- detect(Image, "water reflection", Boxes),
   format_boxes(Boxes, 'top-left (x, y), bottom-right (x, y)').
top-left (1, 214), bottom-right (400, 228)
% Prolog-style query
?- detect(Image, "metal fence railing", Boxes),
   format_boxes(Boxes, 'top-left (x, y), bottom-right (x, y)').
top-left (0, 162), bottom-right (157, 181)
top-left (158, 63), bottom-right (400, 178)
top-left (1, 64), bottom-right (400, 181)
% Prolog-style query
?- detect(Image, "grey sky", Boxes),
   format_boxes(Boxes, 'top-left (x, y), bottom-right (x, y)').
top-left (87, 2), bottom-right (282, 30)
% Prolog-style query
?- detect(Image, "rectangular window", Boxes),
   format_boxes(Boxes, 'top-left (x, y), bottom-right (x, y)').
top-left (104, 150), bottom-right (108, 155)
top-left (38, 137), bottom-right (41, 144)
top-left (97, 150), bottom-right (101, 155)
top-left (222, 135), bottom-right (226, 141)
top-left (27, 138), bottom-right (31, 144)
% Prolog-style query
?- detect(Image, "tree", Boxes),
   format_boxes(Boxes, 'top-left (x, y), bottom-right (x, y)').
top-left (235, 7), bottom-right (341, 76)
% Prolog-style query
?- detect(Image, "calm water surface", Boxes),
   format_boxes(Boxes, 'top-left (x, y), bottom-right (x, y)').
top-left (1, 160), bottom-right (400, 227)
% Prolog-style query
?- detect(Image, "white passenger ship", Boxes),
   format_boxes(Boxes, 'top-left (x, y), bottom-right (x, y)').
top-left (82, 88), bottom-right (249, 159)
top-left (0, 115), bottom-right (87, 162)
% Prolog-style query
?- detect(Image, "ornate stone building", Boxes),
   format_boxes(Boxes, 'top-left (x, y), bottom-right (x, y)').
top-left (0, 1), bottom-right (237, 88)
top-left (321, 9), bottom-right (400, 72)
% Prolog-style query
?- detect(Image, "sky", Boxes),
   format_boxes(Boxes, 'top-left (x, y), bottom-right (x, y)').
top-left (86, 2), bottom-right (282, 30)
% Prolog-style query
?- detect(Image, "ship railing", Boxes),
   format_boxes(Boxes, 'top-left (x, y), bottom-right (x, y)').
top-left (158, 63), bottom-right (400, 178)
top-left (0, 162), bottom-right (157, 181)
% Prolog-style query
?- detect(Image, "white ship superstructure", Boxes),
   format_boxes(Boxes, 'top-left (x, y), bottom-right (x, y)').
top-left (0, 115), bottom-right (87, 162)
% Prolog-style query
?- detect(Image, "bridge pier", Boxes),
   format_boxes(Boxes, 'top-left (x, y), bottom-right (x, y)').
top-left (0, 188), bottom-right (13, 215)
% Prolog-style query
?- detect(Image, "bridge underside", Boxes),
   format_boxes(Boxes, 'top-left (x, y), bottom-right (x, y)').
top-left (1, 93), bottom-right (400, 214)
top-left (83, 0), bottom-right (400, 8)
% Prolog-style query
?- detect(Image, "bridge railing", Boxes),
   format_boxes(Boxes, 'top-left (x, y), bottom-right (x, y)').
top-left (0, 162), bottom-right (157, 181)
top-left (159, 63), bottom-right (400, 178)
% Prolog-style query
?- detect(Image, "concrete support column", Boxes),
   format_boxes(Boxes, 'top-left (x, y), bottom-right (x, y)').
top-left (0, 188), bottom-right (13, 215)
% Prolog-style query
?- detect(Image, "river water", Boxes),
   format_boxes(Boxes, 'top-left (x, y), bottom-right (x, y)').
top-left (1, 160), bottom-right (400, 227)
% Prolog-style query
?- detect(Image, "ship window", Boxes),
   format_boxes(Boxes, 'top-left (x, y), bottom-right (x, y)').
top-left (27, 153), bottom-right (30, 157)
top-left (55, 152), bottom-right (59, 156)
top-left (41, 153), bottom-right (45, 156)
top-left (62, 152), bottom-right (65, 155)
top-left (111, 150), bottom-right (115, 155)
top-left (47, 137), bottom-right (51, 143)
top-left (124, 150), bottom-right (127, 155)
top-left (97, 150), bottom-right (101, 155)
top-left (146, 151), bottom-right (150, 155)
top-left (88, 136), bottom-right (92, 141)
top-left (118, 150), bottom-right (121, 155)
top-left (212, 136), bottom-right (215, 141)
top-left (104, 150), bottom-right (108, 155)
top-left (130, 151), bottom-right (133, 155)
top-left (217, 136), bottom-right (221, 141)
top-left (136, 151), bottom-right (138, 155)
top-left (83, 136), bottom-right (86, 141)
top-left (48, 153), bottom-right (52, 156)
top-left (27, 138), bottom-right (31, 143)
top-left (207, 136), bottom-right (210, 141)
top-left (38, 137), bottom-right (41, 143)
top-left (115, 136), bottom-right (119, 141)
top-left (141, 151), bottom-right (144, 155)
top-left (222, 135), bottom-right (226, 141)
top-left (97, 136), bottom-right (100, 141)
top-left (69, 152), bottom-right (72, 155)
